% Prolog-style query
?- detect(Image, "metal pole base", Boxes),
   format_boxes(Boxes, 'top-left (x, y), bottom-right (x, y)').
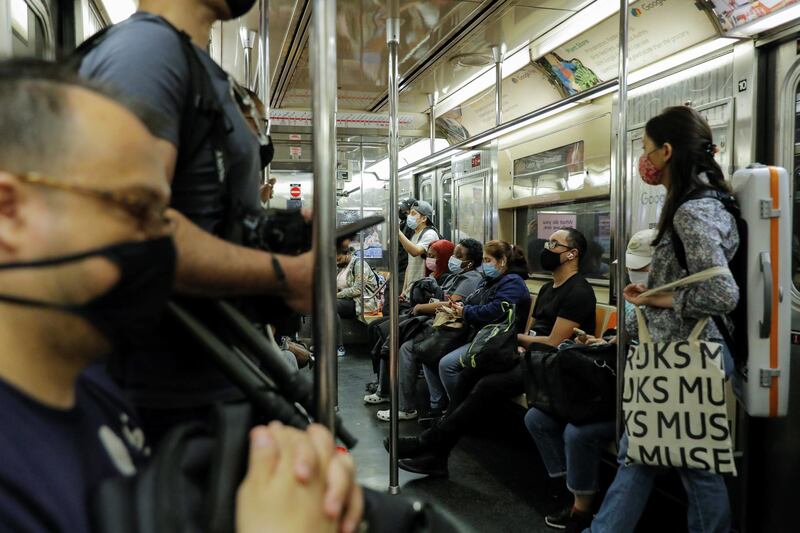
top-left (388, 485), bottom-right (401, 495)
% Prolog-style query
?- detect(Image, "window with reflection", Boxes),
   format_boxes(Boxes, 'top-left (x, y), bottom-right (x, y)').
top-left (11, 0), bottom-right (48, 58)
top-left (515, 199), bottom-right (611, 282)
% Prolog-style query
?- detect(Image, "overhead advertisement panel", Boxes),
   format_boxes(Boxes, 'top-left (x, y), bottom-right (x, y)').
top-left (708, 0), bottom-right (800, 32)
top-left (531, 0), bottom-right (716, 97)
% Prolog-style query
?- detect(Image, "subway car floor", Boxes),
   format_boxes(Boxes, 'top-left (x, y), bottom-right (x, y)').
top-left (328, 343), bottom-right (705, 533)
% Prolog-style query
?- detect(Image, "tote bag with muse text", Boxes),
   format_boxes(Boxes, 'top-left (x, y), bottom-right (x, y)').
top-left (623, 266), bottom-right (737, 475)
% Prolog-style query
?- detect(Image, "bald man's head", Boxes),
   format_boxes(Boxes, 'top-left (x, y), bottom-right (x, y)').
top-left (0, 59), bottom-right (167, 180)
top-left (0, 59), bottom-right (168, 193)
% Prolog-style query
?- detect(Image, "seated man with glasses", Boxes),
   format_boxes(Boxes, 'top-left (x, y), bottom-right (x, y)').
top-left (0, 61), bottom-right (360, 533)
top-left (518, 228), bottom-right (597, 348)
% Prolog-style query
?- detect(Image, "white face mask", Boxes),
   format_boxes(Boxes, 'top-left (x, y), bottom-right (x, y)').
top-left (628, 270), bottom-right (649, 286)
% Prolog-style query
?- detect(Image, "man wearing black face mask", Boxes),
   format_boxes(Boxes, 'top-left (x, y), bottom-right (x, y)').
top-left (518, 228), bottom-right (596, 347)
top-left (0, 65), bottom-right (173, 533)
top-left (0, 64), bottom-right (363, 533)
top-left (78, 0), bottom-right (315, 442)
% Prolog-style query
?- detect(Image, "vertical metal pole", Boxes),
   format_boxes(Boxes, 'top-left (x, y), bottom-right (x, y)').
top-left (387, 12), bottom-right (401, 495)
top-left (240, 28), bottom-right (257, 90)
top-left (258, 0), bottom-right (272, 201)
top-left (614, 0), bottom-right (629, 441)
top-left (257, 0), bottom-right (270, 125)
top-left (491, 45), bottom-right (504, 126)
top-left (311, 0), bottom-right (338, 432)
top-left (427, 93), bottom-right (436, 154)
top-left (360, 140), bottom-right (366, 318)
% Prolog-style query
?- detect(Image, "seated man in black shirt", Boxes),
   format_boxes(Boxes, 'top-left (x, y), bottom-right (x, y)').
top-left (0, 62), bottom-right (359, 533)
top-left (396, 229), bottom-right (596, 477)
top-left (519, 228), bottom-right (597, 347)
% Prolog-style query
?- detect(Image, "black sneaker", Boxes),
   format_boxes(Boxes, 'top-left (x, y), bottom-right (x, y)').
top-left (418, 407), bottom-right (444, 428)
top-left (398, 452), bottom-right (449, 478)
top-left (544, 506), bottom-right (571, 530)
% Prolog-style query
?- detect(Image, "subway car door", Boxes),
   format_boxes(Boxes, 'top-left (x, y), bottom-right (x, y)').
top-left (743, 35), bottom-right (800, 533)
top-left (452, 149), bottom-right (493, 243)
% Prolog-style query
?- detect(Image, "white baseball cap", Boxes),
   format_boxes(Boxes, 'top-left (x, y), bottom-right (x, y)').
top-left (625, 228), bottom-right (657, 270)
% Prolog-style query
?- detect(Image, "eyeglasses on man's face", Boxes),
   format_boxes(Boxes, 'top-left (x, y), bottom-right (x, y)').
top-left (544, 239), bottom-right (570, 251)
top-left (15, 172), bottom-right (171, 236)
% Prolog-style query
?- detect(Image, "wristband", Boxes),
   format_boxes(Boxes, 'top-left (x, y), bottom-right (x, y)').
top-left (271, 254), bottom-right (288, 291)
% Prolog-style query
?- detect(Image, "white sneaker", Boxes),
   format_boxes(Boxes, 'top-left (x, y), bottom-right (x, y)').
top-left (337, 346), bottom-right (346, 357)
top-left (377, 409), bottom-right (418, 421)
top-left (363, 392), bottom-right (389, 405)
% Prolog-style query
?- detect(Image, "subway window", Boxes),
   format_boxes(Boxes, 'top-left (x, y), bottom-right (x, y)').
top-left (10, 0), bottom-right (48, 58)
top-left (515, 199), bottom-right (611, 281)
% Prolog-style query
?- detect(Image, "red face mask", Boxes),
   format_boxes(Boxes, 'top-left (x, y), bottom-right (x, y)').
top-left (638, 150), bottom-right (663, 186)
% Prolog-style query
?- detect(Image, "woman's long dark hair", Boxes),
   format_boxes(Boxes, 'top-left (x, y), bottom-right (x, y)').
top-left (646, 106), bottom-right (730, 246)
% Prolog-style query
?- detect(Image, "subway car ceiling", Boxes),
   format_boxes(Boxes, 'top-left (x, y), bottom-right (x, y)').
top-left (9, 1), bottom-right (800, 264)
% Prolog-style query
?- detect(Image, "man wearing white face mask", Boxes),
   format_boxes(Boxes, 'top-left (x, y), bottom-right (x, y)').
top-left (398, 201), bottom-right (438, 299)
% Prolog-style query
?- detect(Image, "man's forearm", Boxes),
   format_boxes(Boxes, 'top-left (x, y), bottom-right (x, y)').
top-left (398, 231), bottom-right (424, 256)
top-left (170, 210), bottom-right (295, 297)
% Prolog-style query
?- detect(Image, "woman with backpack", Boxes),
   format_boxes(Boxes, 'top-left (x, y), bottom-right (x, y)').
top-left (584, 106), bottom-right (740, 533)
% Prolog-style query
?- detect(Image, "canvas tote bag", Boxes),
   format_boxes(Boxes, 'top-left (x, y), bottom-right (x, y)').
top-left (623, 266), bottom-right (737, 475)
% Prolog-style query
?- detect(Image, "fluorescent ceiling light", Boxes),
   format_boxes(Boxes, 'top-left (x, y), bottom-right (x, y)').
top-left (436, 47), bottom-right (531, 116)
top-left (366, 139), bottom-right (450, 176)
top-left (532, 0), bottom-right (621, 59)
top-left (11, 0), bottom-right (28, 40)
top-left (732, 3), bottom-right (800, 37)
top-left (496, 103), bottom-right (580, 149)
top-left (100, 0), bottom-right (137, 24)
top-left (628, 38), bottom-right (736, 85)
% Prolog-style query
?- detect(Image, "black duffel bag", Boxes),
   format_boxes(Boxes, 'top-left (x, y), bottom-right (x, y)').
top-left (410, 322), bottom-right (471, 366)
top-left (521, 341), bottom-right (617, 424)
top-left (409, 277), bottom-right (444, 306)
top-left (92, 403), bottom-right (461, 533)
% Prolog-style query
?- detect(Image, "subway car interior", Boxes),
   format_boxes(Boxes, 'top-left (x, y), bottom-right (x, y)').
top-left (4, 0), bottom-right (800, 532)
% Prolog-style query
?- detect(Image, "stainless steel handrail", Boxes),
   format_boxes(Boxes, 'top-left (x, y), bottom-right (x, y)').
top-left (399, 80), bottom-right (618, 174)
top-left (386, 11), bottom-right (402, 495)
top-left (614, 0), bottom-right (630, 442)
top-left (311, 0), bottom-right (338, 432)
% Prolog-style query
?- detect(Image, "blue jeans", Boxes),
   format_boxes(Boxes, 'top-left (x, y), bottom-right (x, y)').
top-left (524, 408), bottom-right (615, 495)
top-left (584, 435), bottom-right (731, 533)
top-left (422, 343), bottom-right (469, 409)
top-left (584, 342), bottom-right (735, 533)
top-left (377, 340), bottom-right (420, 411)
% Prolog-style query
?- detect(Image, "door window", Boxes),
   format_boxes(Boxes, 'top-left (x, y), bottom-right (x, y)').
top-left (792, 87), bottom-right (800, 288)
top-left (10, 0), bottom-right (51, 58)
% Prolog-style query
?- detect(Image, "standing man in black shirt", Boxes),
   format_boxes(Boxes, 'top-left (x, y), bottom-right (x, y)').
top-left (78, 0), bottom-right (314, 442)
top-left (519, 228), bottom-right (596, 347)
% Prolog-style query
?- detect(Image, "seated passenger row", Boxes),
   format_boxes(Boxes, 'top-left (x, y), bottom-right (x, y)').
top-left (367, 106), bottom-right (740, 533)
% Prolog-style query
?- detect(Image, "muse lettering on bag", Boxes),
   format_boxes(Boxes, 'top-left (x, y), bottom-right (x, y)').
top-left (622, 341), bottom-right (736, 474)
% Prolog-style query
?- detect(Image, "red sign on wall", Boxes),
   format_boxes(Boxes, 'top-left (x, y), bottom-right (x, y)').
top-left (290, 184), bottom-right (302, 198)
top-left (471, 154), bottom-right (481, 168)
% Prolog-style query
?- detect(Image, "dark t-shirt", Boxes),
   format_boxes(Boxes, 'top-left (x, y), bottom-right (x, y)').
top-left (531, 274), bottom-right (596, 337)
top-left (0, 366), bottom-right (149, 533)
top-left (80, 13), bottom-right (262, 408)
top-left (80, 12), bottom-right (261, 234)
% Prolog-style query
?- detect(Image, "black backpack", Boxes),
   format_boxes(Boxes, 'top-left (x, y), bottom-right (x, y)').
top-left (673, 188), bottom-right (748, 365)
top-left (69, 16), bottom-right (229, 190)
top-left (69, 15), bottom-right (273, 241)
